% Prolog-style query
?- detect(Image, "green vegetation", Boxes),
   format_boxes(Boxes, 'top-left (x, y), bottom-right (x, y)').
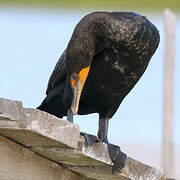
top-left (0, 0), bottom-right (180, 11)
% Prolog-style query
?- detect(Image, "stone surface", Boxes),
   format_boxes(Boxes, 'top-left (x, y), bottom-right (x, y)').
top-left (32, 136), bottom-right (112, 167)
top-left (32, 136), bottom-right (163, 180)
top-left (0, 135), bottom-right (84, 180)
top-left (0, 98), bottom-right (80, 148)
top-left (0, 98), bottom-right (165, 180)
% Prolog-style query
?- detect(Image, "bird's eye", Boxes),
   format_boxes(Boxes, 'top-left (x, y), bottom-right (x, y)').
top-left (71, 73), bottom-right (79, 80)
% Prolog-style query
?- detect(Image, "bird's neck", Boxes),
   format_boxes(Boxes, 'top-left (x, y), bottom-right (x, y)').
top-left (66, 13), bottom-right (108, 74)
top-left (66, 32), bottom-right (96, 74)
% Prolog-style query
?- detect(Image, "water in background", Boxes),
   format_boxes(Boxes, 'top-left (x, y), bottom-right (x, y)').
top-left (0, 6), bottom-right (179, 178)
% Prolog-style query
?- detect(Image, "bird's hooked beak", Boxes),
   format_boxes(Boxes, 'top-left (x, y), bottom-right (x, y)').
top-left (70, 66), bottom-right (90, 114)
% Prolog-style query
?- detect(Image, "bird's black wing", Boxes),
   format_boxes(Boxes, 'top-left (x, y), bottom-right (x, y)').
top-left (46, 49), bottom-right (67, 95)
top-left (38, 49), bottom-right (68, 118)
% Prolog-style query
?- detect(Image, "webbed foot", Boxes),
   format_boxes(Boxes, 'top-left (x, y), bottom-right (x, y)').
top-left (107, 143), bottom-right (127, 174)
top-left (80, 132), bottom-right (101, 146)
top-left (81, 132), bottom-right (127, 174)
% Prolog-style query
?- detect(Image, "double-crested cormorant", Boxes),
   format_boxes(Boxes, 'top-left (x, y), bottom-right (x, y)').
top-left (38, 11), bottom-right (160, 172)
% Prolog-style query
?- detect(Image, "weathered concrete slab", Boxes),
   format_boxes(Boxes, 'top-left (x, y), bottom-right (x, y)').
top-left (32, 136), bottom-right (163, 180)
top-left (0, 135), bottom-right (84, 180)
top-left (0, 98), bottom-right (165, 180)
top-left (0, 98), bottom-right (80, 148)
top-left (32, 136), bottom-right (111, 166)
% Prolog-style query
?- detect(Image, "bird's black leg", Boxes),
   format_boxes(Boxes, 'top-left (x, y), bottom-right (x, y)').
top-left (67, 108), bottom-right (73, 123)
top-left (98, 115), bottom-right (127, 174)
top-left (97, 116), bottom-right (109, 143)
top-left (81, 116), bottom-right (109, 146)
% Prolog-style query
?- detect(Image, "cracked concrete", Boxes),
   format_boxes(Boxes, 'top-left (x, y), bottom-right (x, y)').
top-left (0, 97), bottom-right (165, 180)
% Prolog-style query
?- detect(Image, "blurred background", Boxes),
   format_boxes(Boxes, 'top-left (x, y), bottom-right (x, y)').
top-left (0, 0), bottom-right (179, 179)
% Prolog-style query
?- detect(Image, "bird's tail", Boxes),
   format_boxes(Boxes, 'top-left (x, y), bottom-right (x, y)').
top-left (37, 85), bottom-right (66, 118)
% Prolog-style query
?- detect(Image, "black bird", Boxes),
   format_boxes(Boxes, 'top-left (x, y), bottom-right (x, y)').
top-left (38, 11), bottom-right (159, 151)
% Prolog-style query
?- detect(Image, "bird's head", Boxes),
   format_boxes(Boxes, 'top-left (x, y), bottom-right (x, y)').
top-left (69, 65), bottom-right (90, 114)
top-left (66, 24), bottom-right (95, 114)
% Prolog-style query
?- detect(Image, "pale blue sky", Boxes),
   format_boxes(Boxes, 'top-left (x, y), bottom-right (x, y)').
top-left (0, 7), bottom-right (179, 150)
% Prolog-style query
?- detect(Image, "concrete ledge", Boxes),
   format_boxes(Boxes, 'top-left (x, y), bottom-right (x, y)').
top-left (0, 135), bottom-right (84, 180)
top-left (0, 98), bottom-right (80, 148)
top-left (0, 98), bottom-right (165, 180)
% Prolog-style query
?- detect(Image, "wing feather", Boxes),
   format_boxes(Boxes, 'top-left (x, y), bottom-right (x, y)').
top-left (46, 49), bottom-right (67, 95)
